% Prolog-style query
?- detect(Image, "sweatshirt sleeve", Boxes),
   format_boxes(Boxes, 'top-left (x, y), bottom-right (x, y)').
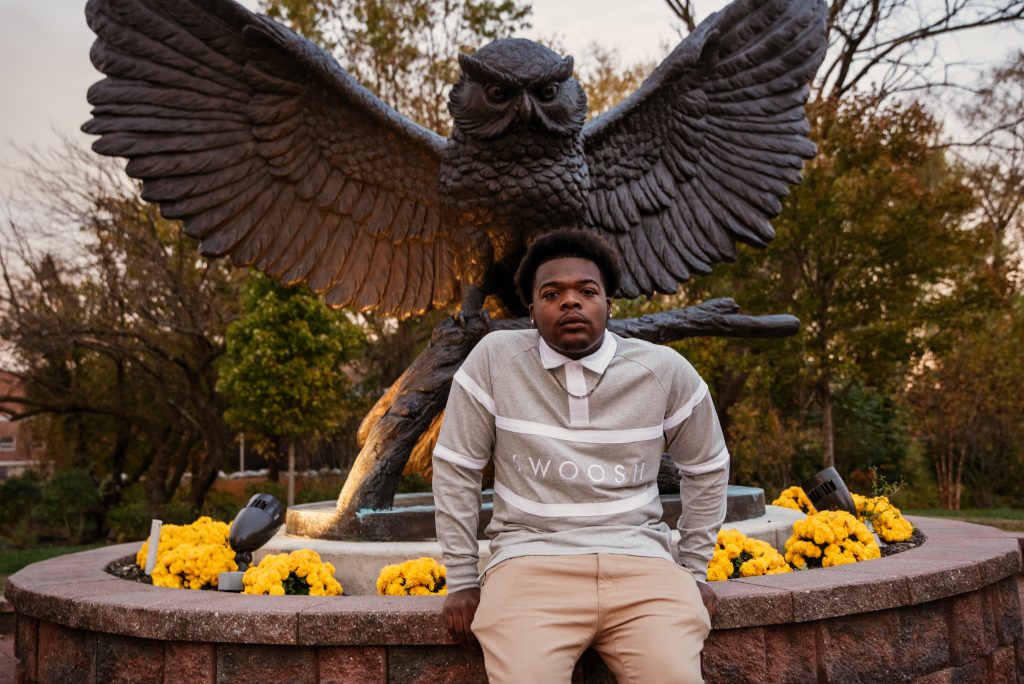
top-left (662, 355), bottom-right (729, 581)
top-left (432, 340), bottom-right (496, 593)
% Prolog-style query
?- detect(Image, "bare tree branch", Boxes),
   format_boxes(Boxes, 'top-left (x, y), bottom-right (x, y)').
top-left (817, 0), bottom-right (1024, 102)
top-left (664, 0), bottom-right (697, 32)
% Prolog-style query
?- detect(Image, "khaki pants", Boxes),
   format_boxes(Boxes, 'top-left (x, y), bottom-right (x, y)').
top-left (471, 553), bottom-right (711, 684)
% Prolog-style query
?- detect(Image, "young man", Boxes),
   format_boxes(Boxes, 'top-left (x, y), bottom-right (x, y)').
top-left (433, 228), bottom-right (729, 683)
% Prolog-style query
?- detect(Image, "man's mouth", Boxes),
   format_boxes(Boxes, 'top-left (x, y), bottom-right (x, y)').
top-left (558, 314), bottom-right (588, 328)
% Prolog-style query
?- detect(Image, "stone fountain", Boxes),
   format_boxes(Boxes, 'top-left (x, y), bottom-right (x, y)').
top-left (266, 484), bottom-right (803, 594)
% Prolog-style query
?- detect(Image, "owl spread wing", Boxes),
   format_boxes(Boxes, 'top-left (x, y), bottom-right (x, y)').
top-left (581, 0), bottom-right (827, 297)
top-left (84, 0), bottom-right (458, 317)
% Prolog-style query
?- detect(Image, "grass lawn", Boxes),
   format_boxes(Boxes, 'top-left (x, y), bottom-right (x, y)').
top-left (904, 508), bottom-right (1024, 532)
top-left (0, 544), bottom-right (105, 595)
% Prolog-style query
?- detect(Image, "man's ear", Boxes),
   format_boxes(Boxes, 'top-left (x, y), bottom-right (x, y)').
top-left (528, 302), bottom-right (535, 320)
top-left (606, 297), bottom-right (612, 317)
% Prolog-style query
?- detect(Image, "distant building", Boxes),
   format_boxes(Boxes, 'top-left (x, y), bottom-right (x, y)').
top-left (0, 370), bottom-right (45, 478)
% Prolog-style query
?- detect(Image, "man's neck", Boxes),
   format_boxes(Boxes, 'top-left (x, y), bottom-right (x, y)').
top-left (544, 335), bottom-right (604, 360)
top-left (538, 330), bottom-right (615, 371)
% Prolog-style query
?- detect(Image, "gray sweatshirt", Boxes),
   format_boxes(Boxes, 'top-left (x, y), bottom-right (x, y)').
top-left (433, 329), bottom-right (729, 592)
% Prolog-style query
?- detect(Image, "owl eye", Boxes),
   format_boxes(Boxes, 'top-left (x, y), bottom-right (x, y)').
top-left (484, 84), bottom-right (509, 103)
top-left (537, 83), bottom-right (560, 102)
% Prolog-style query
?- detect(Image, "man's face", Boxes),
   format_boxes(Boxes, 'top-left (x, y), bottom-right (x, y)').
top-left (529, 256), bottom-right (611, 359)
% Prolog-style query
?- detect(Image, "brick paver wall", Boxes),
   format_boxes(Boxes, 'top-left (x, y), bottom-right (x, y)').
top-left (6, 518), bottom-right (1023, 684)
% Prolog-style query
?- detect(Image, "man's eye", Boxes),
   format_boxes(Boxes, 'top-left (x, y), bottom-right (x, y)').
top-left (542, 291), bottom-right (557, 299)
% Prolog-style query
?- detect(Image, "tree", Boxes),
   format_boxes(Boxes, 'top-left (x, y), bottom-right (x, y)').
top-left (960, 51), bottom-right (1024, 269)
top-left (679, 96), bottom-right (976, 473)
top-left (0, 145), bottom-right (243, 525)
top-left (218, 273), bottom-right (366, 503)
top-left (908, 280), bottom-right (1024, 509)
top-left (906, 52), bottom-right (1024, 509)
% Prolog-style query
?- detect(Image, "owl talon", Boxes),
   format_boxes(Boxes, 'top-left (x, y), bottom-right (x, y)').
top-left (454, 309), bottom-right (492, 331)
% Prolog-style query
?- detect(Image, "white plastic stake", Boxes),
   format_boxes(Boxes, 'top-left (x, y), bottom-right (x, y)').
top-left (144, 519), bottom-right (162, 575)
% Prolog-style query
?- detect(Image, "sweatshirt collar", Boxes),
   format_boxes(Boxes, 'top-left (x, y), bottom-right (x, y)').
top-left (538, 330), bottom-right (616, 375)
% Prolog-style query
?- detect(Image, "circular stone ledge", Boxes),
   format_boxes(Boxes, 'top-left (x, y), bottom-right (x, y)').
top-left (6, 517), bottom-right (1023, 684)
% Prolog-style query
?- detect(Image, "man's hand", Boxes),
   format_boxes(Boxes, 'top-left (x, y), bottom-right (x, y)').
top-left (443, 587), bottom-right (481, 647)
top-left (696, 580), bottom-right (717, 621)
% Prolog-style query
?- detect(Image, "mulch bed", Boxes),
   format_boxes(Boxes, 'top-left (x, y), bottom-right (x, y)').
top-left (880, 527), bottom-right (926, 556)
top-left (105, 558), bottom-right (153, 585)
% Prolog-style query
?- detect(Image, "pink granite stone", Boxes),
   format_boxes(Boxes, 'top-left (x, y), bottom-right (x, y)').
top-left (386, 645), bottom-right (487, 683)
top-left (986, 576), bottom-right (1022, 647)
top-left (36, 620), bottom-right (96, 684)
top-left (150, 591), bottom-right (304, 644)
top-left (949, 660), bottom-right (988, 683)
top-left (949, 591), bottom-right (998, 665)
top-left (13, 614), bottom-right (37, 683)
top-left (95, 632), bottom-right (164, 683)
top-left (215, 644), bottom-right (317, 684)
top-left (819, 609), bottom-right (900, 683)
top-left (710, 579), bottom-right (794, 628)
top-left (319, 646), bottom-right (387, 684)
top-left (738, 565), bottom-right (909, 622)
top-left (897, 600), bottom-right (951, 678)
top-left (764, 622), bottom-right (818, 684)
top-left (165, 641), bottom-right (215, 683)
top-left (702, 627), bottom-right (767, 684)
top-left (828, 556), bottom-right (980, 606)
top-left (984, 645), bottom-right (1017, 684)
top-left (297, 596), bottom-right (450, 646)
top-left (910, 668), bottom-right (953, 684)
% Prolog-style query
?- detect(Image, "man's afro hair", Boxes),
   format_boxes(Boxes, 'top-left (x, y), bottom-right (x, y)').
top-left (514, 228), bottom-right (622, 307)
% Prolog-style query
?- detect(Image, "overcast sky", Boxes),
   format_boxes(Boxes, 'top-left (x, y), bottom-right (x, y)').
top-left (0, 0), bottom-right (1018, 211)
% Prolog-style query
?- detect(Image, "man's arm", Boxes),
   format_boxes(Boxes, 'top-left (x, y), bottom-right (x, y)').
top-left (433, 454), bottom-right (487, 592)
top-left (433, 351), bottom-right (496, 645)
top-left (663, 369), bottom-right (730, 582)
top-left (433, 457), bottom-right (485, 646)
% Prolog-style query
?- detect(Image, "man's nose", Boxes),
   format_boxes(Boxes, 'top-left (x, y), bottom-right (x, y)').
top-left (560, 292), bottom-right (582, 308)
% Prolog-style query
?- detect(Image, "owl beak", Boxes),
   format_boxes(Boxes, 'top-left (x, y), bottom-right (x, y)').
top-left (516, 91), bottom-right (535, 124)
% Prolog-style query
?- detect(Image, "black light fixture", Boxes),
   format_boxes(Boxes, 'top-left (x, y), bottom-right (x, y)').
top-left (802, 467), bottom-right (858, 517)
top-left (218, 493), bottom-right (286, 591)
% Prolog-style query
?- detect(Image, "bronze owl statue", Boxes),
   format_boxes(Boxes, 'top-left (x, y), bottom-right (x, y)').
top-left (83, 0), bottom-right (827, 318)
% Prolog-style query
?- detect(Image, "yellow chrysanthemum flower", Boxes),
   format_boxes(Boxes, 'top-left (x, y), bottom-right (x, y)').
top-left (136, 517), bottom-right (237, 590)
top-left (784, 510), bottom-right (881, 570)
top-left (242, 549), bottom-right (343, 596)
top-left (706, 528), bottom-right (791, 581)
top-left (772, 486), bottom-right (817, 515)
top-left (853, 493), bottom-right (914, 542)
top-left (375, 557), bottom-right (447, 596)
